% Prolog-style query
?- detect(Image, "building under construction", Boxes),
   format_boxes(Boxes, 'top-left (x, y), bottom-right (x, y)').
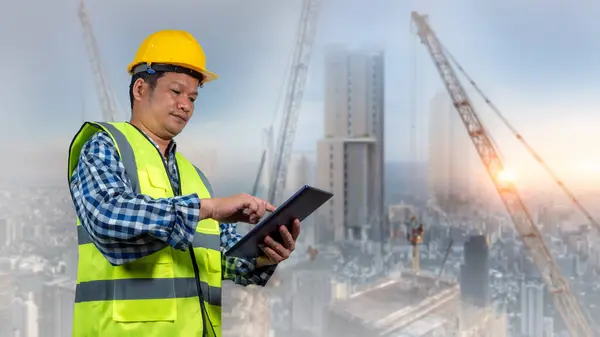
top-left (326, 272), bottom-right (459, 336)
top-left (325, 271), bottom-right (508, 337)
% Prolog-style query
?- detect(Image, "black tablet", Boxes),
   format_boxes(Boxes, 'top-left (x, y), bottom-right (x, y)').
top-left (224, 185), bottom-right (333, 259)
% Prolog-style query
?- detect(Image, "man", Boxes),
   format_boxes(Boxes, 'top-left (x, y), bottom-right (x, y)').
top-left (67, 29), bottom-right (300, 337)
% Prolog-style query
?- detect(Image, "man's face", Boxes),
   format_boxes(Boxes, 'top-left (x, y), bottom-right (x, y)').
top-left (139, 72), bottom-right (200, 138)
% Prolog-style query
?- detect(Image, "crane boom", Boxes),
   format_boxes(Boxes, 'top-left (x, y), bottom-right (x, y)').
top-left (251, 149), bottom-right (267, 196)
top-left (411, 12), bottom-right (595, 337)
top-left (78, 0), bottom-right (121, 122)
top-left (267, 0), bottom-right (320, 204)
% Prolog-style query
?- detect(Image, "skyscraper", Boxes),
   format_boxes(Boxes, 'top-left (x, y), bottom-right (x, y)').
top-left (0, 258), bottom-right (12, 337)
top-left (428, 90), bottom-right (472, 210)
top-left (316, 46), bottom-right (385, 242)
top-left (286, 152), bottom-right (312, 196)
top-left (38, 278), bottom-right (75, 337)
top-left (286, 152), bottom-right (316, 244)
top-left (460, 235), bottom-right (490, 308)
top-left (520, 280), bottom-right (545, 337)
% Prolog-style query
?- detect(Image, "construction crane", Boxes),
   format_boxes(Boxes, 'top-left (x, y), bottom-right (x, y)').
top-left (406, 216), bottom-right (424, 274)
top-left (232, 3), bottom-right (321, 337)
top-left (411, 12), bottom-right (595, 337)
top-left (266, 0), bottom-right (320, 205)
top-left (251, 149), bottom-right (268, 196)
top-left (78, 0), bottom-right (122, 122)
top-left (306, 245), bottom-right (319, 261)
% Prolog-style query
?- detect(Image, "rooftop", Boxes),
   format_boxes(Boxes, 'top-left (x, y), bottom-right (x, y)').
top-left (329, 272), bottom-right (459, 333)
top-left (386, 315), bottom-right (451, 337)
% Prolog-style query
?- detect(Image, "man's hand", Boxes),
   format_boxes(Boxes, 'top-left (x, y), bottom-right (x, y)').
top-left (200, 193), bottom-right (276, 224)
top-left (257, 219), bottom-right (301, 268)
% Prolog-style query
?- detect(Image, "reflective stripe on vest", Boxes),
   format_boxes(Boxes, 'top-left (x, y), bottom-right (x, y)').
top-left (74, 277), bottom-right (222, 307)
top-left (69, 121), bottom-right (223, 337)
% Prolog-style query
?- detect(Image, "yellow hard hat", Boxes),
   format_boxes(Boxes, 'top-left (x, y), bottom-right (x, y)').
top-left (127, 29), bottom-right (218, 84)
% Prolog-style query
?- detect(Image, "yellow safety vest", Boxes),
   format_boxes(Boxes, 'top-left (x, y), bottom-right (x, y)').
top-left (68, 121), bottom-right (222, 337)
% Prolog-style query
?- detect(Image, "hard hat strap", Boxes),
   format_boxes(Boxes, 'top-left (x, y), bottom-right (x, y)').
top-left (132, 63), bottom-right (205, 83)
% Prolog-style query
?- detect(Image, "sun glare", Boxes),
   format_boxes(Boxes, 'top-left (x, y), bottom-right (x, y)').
top-left (497, 168), bottom-right (517, 183)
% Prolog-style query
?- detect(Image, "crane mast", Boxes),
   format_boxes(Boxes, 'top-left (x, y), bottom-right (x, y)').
top-left (78, 0), bottom-right (121, 122)
top-left (411, 12), bottom-right (595, 337)
top-left (267, 0), bottom-right (320, 204)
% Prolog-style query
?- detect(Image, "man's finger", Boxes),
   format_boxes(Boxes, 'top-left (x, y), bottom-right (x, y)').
top-left (257, 255), bottom-right (276, 267)
top-left (254, 197), bottom-right (266, 218)
top-left (245, 197), bottom-right (259, 215)
top-left (260, 245), bottom-right (283, 263)
top-left (279, 225), bottom-right (295, 250)
top-left (264, 236), bottom-right (290, 258)
top-left (248, 214), bottom-right (259, 224)
top-left (265, 202), bottom-right (276, 212)
top-left (291, 219), bottom-right (301, 240)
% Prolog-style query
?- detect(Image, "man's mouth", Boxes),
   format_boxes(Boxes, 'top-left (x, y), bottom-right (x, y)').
top-left (171, 113), bottom-right (188, 122)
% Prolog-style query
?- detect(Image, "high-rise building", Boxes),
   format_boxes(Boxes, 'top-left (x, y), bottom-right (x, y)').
top-left (13, 292), bottom-right (39, 337)
top-left (316, 46), bottom-right (385, 242)
top-left (428, 90), bottom-right (472, 210)
top-left (520, 280), bottom-right (545, 337)
top-left (543, 316), bottom-right (554, 337)
top-left (286, 152), bottom-right (316, 244)
top-left (286, 152), bottom-right (313, 196)
top-left (460, 235), bottom-right (490, 308)
top-left (38, 278), bottom-right (75, 337)
top-left (0, 258), bottom-right (12, 337)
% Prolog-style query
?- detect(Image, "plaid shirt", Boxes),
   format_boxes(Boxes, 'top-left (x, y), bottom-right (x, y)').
top-left (69, 130), bottom-right (275, 286)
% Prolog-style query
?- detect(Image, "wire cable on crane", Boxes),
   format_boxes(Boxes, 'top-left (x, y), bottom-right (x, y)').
top-left (409, 19), bottom-right (418, 194)
top-left (270, 30), bottom-right (299, 129)
top-left (439, 43), bottom-right (600, 234)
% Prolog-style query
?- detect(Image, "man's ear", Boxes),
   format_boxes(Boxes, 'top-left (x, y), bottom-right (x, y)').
top-left (132, 78), bottom-right (147, 104)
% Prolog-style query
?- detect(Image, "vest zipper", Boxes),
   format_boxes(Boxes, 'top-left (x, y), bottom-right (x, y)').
top-left (126, 123), bottom-right (212, 336)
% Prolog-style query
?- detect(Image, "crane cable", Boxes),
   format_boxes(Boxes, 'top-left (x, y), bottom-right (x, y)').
top-left (439, 43), bottom-right (600, 234)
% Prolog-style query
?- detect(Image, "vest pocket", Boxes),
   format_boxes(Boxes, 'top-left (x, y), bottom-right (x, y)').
top-left (204, 249), bottom-right (222, 273)
top-left (111, 250), bottom-right (177, 323)
top-left (139, 168), bottom-right (171, 198)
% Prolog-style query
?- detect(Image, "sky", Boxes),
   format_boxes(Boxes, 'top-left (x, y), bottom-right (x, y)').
top-left (1, 0), bottom-right (600, 190)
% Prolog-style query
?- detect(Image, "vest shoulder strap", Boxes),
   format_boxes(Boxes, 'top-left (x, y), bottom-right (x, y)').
top-left (175, 152), bottom-right (214, 197)
top-left (94, 122), bottom-right (141, 195)
top-left (192, 164), bottom-right (213, 197)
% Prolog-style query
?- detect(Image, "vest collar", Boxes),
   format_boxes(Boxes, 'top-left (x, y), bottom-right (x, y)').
top-left (126, 122), bottom-right (178, 158)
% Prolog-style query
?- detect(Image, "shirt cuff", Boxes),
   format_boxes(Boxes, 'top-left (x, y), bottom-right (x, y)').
top-left (166, 194), bottom-right (201, 250)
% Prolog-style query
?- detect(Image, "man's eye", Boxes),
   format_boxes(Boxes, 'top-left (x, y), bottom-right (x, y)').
top-left (171, 89), bottom-right (180, 95)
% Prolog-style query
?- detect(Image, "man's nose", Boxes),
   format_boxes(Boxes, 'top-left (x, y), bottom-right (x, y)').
top-left (178, 98), bottom-right (192, 113)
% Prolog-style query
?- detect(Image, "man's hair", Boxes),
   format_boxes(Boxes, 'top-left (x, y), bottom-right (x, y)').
top-left (128, 71), bottom-right (166, 109)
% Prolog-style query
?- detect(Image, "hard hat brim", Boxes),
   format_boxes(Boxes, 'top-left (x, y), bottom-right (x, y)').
top-left (199, 68), bottom-right (218, 83)
top-left (127, 61), bottom-right (218, 84)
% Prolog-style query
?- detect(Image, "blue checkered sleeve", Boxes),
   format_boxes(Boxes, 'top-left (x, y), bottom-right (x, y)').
top-left (220, 223), bottom-right (277, 286)
top-left (70, 132), bottom-right (200, 266)
top-left (70, 131), bottom-right (274, 286)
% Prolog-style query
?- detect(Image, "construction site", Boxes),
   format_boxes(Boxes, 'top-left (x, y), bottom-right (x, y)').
top-left (1, 1), bottom-right (600, 337)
